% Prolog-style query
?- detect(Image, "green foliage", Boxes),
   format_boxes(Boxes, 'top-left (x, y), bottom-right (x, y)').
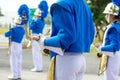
top-left (88, 0), bottom-right (110, 26)
top-left (85, 0), bottom-right (111, 43)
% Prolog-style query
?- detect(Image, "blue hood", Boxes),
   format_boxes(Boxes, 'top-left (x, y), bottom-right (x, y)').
top-left (48, 0), bottom-right (95, 58)
top-left (51, 0), bottom-right (85, 13)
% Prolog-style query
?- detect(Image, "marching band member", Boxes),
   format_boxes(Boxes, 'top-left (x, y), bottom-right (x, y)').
top-left (30, 0), bottom-right (48, 72)
top-left (99, 1), bottom-right (120, 80)
top-left (5, 16), bottom-right (25, 79)
top-left (33, 0), bottom-right (95, 80)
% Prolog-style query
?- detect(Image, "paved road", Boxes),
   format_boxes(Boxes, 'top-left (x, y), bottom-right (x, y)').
top-left (0, 49), bottom-right (100, 73)
top-left (0, 48), bottom-right (49, 80)
top-left (0, 48), bottom-right (118, 80)
top-left (0, 68), bottom-right (104, 80)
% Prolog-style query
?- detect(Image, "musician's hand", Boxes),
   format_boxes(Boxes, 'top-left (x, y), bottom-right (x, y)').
top-left (38, 34), bottom-right (46, 50)
top-left (98, 46), bottom-right (102, 52)
top-left (32, 34), bottom-right (46, 50)
top-left (97, 52), bottom-right (102, 58)
top-left (95, 45), bottom-right (102, 58)
top-left (32, 35), bottom-right (40, 41)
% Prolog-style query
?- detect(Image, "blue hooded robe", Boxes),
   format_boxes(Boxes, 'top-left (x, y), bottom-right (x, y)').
top-left (44, 0), bottom-right (95, 58)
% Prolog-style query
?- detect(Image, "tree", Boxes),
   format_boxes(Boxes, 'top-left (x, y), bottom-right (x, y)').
top-left (87, 0), bottom-right (110, 42)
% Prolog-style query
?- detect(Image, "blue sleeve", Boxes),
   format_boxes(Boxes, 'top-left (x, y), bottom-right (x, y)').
top-left (30, 20), bottom-right (36, 30)
top-left (4, 28), bottom-right (14, 37)
top-left (45, 5), bottom-right (76, 49)
top-left (89, 9), bottom-right (95, 44)
top-left (101, 29), bottom-right (119, 52)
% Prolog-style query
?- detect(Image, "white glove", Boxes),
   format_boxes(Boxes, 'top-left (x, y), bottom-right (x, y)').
top-left (31, 34), bottom-right (46, 50)
top-left (98, 46), bottom-right (102, 52)
top-left (38, 34), bottom-right (64, 56)
top-left (31, 35), bottom-right (40, 41)
top-left (94, 45), bottom-right (102, 53)
top-left (38, 34), bottom-right (46, 50)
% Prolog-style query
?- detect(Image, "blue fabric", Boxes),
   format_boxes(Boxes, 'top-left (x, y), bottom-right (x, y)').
top-left (4, 26), bottom-right (25, 43)
top-left (30, 18), bottom-right (45, 34)
top-left (38, 0), bottom-right (48, 18)
top-left (17, 4), bottom-right (30, 25)
top-left (44, 0), bottom-right (95, 58)
top-left (112, 0), bottom-right (120, 6)
top-left (101, 22), bottom-right (120, 52)
top-left (112, 0), bottom-right (120, 16)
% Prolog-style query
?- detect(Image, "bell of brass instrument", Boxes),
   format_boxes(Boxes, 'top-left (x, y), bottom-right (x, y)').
top-left (41, 49), bottom-right (50, 56)
top-left (98, 54), bottom-right (108, 75)
top-left (92, 44), bottom-right (108, 75)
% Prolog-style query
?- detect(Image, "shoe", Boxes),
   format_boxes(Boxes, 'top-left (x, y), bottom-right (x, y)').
top-left (8, 75), bottom-right (18, 80)
top-left (31, 68), bottom-right (43, 72)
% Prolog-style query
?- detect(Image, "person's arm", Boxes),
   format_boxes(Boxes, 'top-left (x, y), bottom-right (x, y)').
top-left (44, 4), bottom-right (76, 50)
top-left (4, 28), bottom-right (14, 37)
top-left (101, 28), bottom-right (119, 52)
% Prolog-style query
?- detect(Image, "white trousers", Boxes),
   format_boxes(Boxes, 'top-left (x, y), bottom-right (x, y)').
top-left (10, 42), bottom-right (22, 77)
top-left (104, 51), bottom-right (120, 80)
top-left (55, 53), bottom-right (86, 80)
top-left (32, 40), bottom-right (43, 70)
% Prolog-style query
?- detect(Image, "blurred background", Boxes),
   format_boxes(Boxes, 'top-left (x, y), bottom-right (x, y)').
top-left (0, 0), bottom-right (111, 49)
top-left (1, 0), bottom-right (119, 80)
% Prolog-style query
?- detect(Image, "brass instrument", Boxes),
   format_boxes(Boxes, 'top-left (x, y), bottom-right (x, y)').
top-left (22, 11), bottom-right (32, 48)
top-left (97, 53), bottom-right (108, 75)
top-left (22, 10), bottom-right (31, 39)
top-left (47, 57), bottom-right (55, 80)
top-left (41, 49), bottom-right (50, 56)
top-left (18, 4), bottom-right (32, 48)
top-left (8, 23), bottom-right (11, 55)
top-left (41, 28), bottom-right (50, 56)
top-left (93, 44), bottom-right (108, 75)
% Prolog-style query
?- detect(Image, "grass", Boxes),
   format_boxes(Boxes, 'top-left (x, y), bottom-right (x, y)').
top-left (0, 27), bottom-right (8, 34)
